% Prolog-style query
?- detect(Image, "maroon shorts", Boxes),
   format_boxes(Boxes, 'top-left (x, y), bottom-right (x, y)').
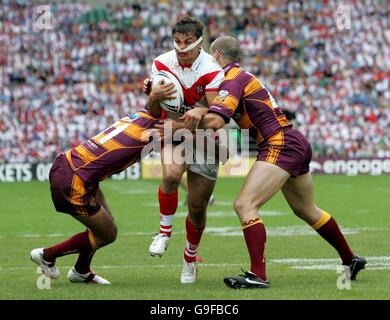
top-left (49, 154), bottom-right (100, 216)
top-left (257, 127), bottom-right (312, 177)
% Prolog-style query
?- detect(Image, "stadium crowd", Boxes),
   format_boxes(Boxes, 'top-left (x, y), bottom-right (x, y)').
top-left (1, 0), bottom-right (389, 163)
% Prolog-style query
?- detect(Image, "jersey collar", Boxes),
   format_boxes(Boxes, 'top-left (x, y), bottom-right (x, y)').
top-left (174, 48), bottom-right (203, 70)
top-left (223, 62), bottom-right (240, 75)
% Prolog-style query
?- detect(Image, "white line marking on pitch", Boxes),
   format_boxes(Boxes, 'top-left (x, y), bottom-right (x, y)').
top-left (203, 226), bottom-right (386, 237)
top-left (272, 256), bottom-right (390, 263)
top-left (8, 226), bottom-right (387, 239)
top-left (117, 189), bottom-right (157, 195)
top-left (18, 233), bottom-right (70, 238)
top-left (176, 210), bottom-right (285, 218)
top-left (4, 257), bottom-right (390, 271)
top-left (0, 263), bottom-right (244, 271)
top-left (144, 200), bottom-right (260, 207)
top-left (271, 256), bottom-right (390, 271)
top-left (292, 265), bottom-right (390, 270)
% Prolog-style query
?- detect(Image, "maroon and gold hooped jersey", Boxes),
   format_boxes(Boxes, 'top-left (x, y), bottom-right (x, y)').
top-left (65, 110), bottom-right (158, 184)
top-left (209, 63), bottom-right (312, 178)
top-left (209, 62), bottom-right (291, 145)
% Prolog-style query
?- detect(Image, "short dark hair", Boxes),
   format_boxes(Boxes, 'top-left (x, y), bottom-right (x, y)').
top-left (172, 15), bottom-right (204, 39)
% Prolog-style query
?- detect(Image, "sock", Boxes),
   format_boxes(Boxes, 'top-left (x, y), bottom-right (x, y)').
top-left (312, 211), bottom-right (354, 265)
top-left (74, 250), bottom-right (96, 274)
top-left (184, 216), bottom-right (204, 263)
top-left (74, 230), bottom-right (98, 274)
top-left (242, 217), bottom-right (267, 281)
top-left (158, 187), bottom-right (178, 237)
top-left (43, 229), bottom-right (98, 263)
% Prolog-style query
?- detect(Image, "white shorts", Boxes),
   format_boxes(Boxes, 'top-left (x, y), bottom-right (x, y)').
top-left (188, 162), bottom-right (219, 181)
top-left (188, 150), bottom-right (219, 181)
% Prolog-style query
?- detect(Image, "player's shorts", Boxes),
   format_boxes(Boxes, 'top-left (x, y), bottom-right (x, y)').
top-left (49, 154), bottom-right (100, 217)
top-left (257, 127), bottom-right (312, 178)
top-left (188, 161), bottom-right (219, 181)
top-left (165, 135), bottom-right (220, 181)
top-left (187, 141), bottom-right (220, 181)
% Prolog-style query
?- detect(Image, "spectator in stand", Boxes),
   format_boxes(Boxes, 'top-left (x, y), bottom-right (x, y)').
top-left (1, 0), bottom-right (389, 163)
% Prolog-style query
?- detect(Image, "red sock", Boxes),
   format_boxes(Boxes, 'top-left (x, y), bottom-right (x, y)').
top-left (314, 213), bottom-right (353, 265)
top-left (43, 230), bottom-right (95, 262)
top-left (158, 187), bottom-right (178, 237)
top-left (184, 216), bottom-right (204, 263)
top-left (242, 218), bottom-right (267, 281)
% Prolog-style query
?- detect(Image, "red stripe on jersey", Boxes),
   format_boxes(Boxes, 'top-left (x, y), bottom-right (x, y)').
top-left (205, 88), bottom-right (219, 92)
top-left (155, 60), bottom-right (171, 73)
top-left (154, 60), bottom-right (221, 106)
top-left (182, 70), bottom-right (221, 105)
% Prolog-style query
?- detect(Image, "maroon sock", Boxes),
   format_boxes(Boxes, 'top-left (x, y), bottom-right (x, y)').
top-left (183, 216), bottom-right (204, 263)
top-left (316, 217), bottom-right (354, 265)
top-left (242, 219), bottom-right (267, 281)
top-left (74, 250), bottom-right (96, 274)
top-left (43, 230), bottom-right (94, 262)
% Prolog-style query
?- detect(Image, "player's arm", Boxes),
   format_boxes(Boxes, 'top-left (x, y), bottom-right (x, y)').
top-left (198, 112), bottom-right (225, 131)
top-left (205, 90), bottom-right (218, 106)
top-left (181, 90), bottom-right (219, 130)
top-left (145, 60), bottom-right (177, 118)
top-left (199, 78), bottom-right (242, 130)
top-left (179, 91), bottom-right (219, 131)
top-left (154, 118), bottom-right (187, 141)
top-left (143, 60), bottom-right (158, 97)
top-left (146, 81), bottom-right (176, 118)
top-left (179, 105), bottom-right (208, 131)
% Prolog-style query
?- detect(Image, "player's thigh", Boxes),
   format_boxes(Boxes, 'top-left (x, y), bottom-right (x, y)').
top-left (161, 144), bottom-right (188, 182)
top-left (74, 206), bottom-right (117, 246)
top-left (281, 173), bottom-right (319, 221)
top-left (236, 161), bottom-right (290, 211)
top-left (94, 188), bottom-right (113, 219)
top-left (187, 170), bottom-right (215, 211)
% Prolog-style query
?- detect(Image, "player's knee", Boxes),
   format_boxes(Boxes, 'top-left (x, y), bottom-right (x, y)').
top-left (234, 198), bottom-right (249, 214)
top-left (188, 202), bottom-right (207, 217)
top-left (97, 224), bottom-right (118, 246)
top-left (292, 206), bottom-right (320, 224)
top-left (107, 224), bottom-right (118, 244)
top-left (163, 172), bottom-right (181, 190)
top-left (235, 196), bottom-right (264, 215)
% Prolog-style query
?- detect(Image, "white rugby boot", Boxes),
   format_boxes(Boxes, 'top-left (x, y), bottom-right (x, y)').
top-left (149, 234), bottom-right (170, 257)
top-left (180, 260), bottom-right (198, 284)
top-left (67, 267), bottom-right (110, 284)
top-left (31, 248), bottom-right (60, 279)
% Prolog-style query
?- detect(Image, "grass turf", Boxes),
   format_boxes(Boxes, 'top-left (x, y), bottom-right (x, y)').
top-left (0, 175), bottom-right (389, 300)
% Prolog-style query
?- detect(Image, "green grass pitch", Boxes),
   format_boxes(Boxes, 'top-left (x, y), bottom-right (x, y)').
top-left (0, 175), bottom-right (389, 300)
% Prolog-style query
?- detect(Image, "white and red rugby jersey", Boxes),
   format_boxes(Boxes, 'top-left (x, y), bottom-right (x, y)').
top-left (151, 49), bottom-right (224, 108)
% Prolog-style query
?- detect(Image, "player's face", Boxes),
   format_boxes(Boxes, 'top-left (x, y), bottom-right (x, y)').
top-left (174, 32), bottom-right (201, 65)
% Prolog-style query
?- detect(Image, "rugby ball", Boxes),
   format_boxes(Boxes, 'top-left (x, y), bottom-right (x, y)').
top-left (151, 70), bottom-right (184, 113)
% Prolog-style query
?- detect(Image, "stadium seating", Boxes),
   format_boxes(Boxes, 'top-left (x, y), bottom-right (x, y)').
top-left (1, 0), bottom-right (389, 162)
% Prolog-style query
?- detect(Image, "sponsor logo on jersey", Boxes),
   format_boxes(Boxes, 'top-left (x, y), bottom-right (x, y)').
top-left (128, 113), bottom-right (141, 121)
top-left (86, 140), bottom-right (98, 149)
top-left (217, 90), bottom-right (229, 101)
top-left (195, 84), bottom-right (205, 95)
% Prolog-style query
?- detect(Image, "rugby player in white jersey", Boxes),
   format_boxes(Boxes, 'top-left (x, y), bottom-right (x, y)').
top-left (144, 15), bottom-right (224, 284)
